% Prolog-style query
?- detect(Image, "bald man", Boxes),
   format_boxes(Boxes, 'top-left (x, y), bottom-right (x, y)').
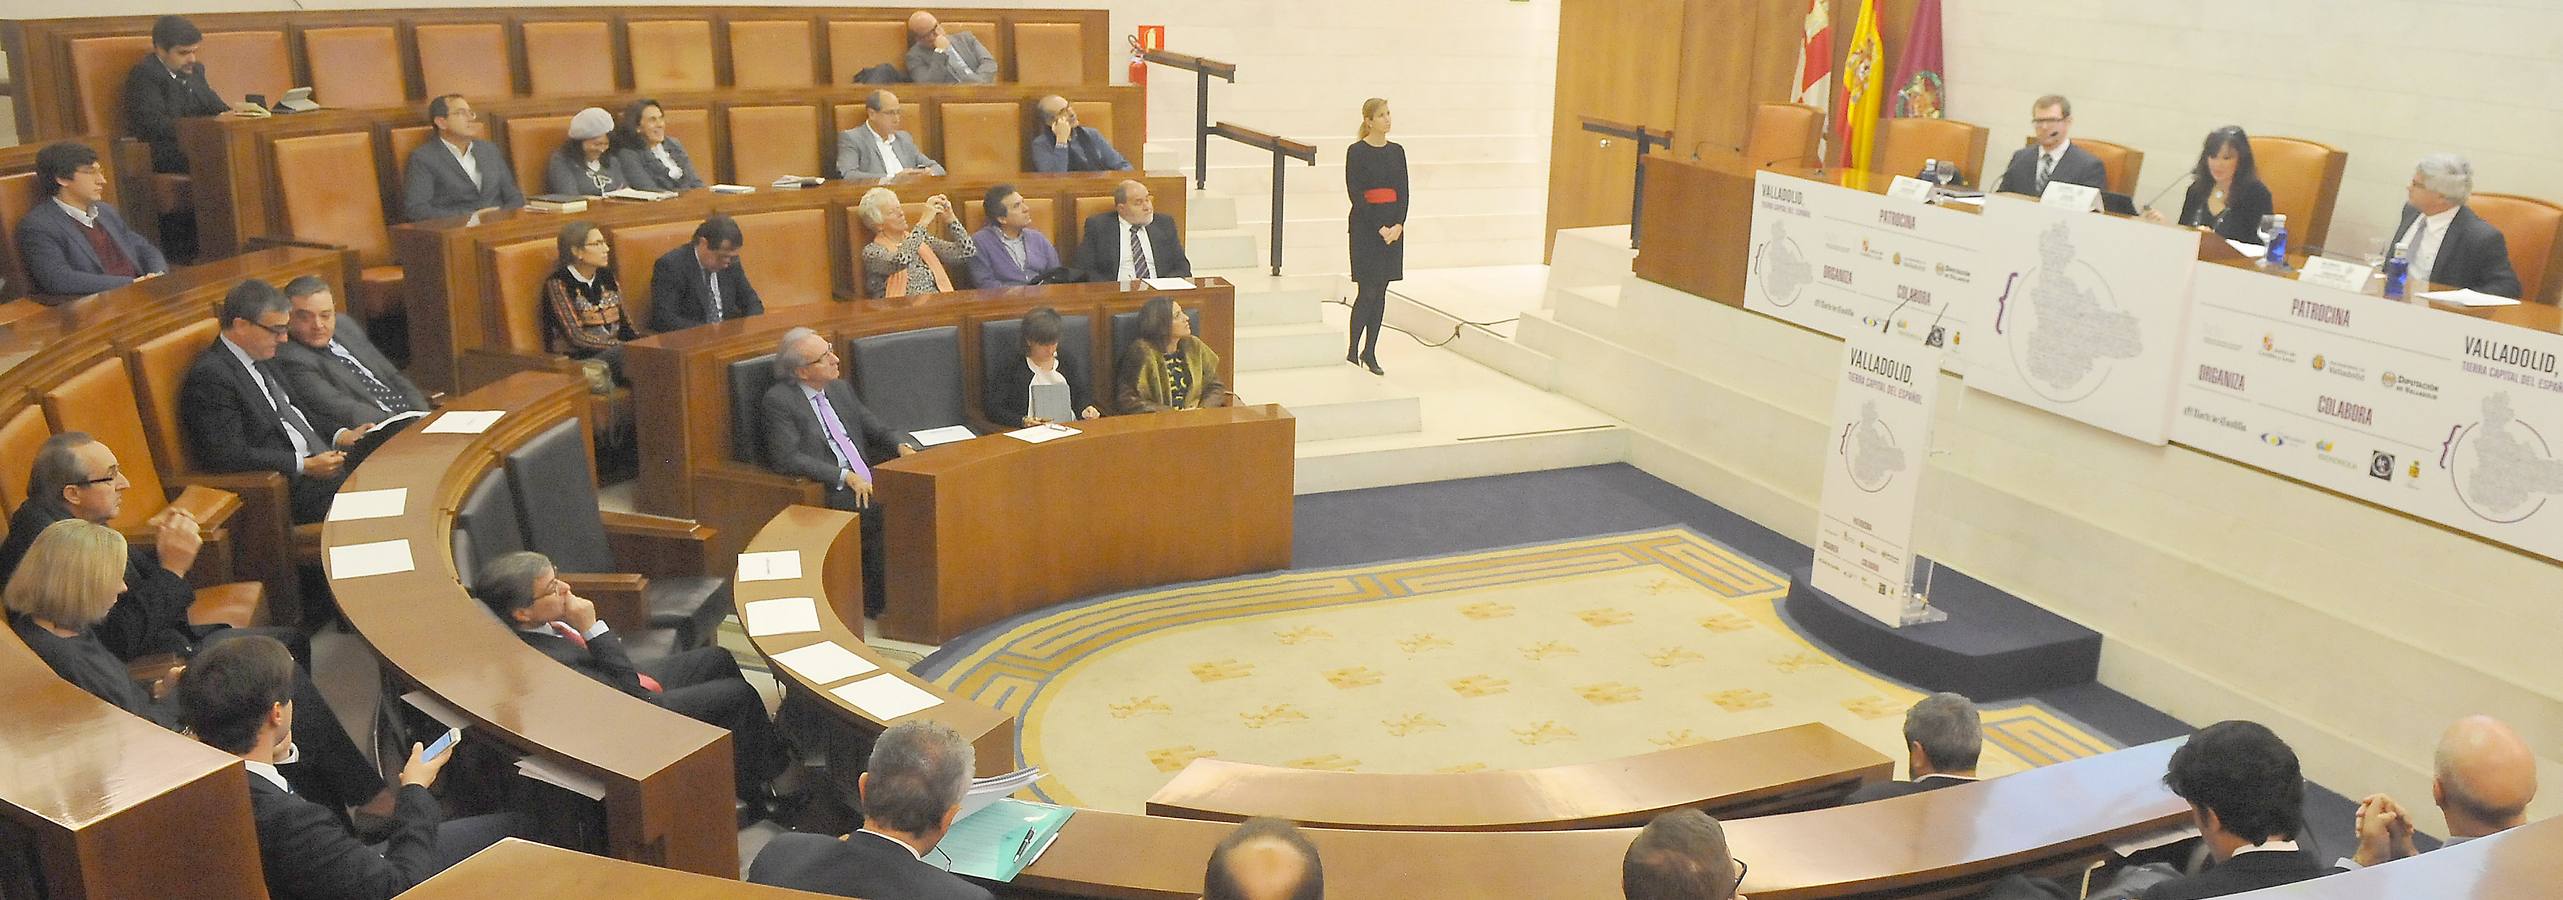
top-left (2349, 715), bottom-right (2538, 867)
top-left (1203, 818), bottom-right (1323, 900)
top-left (1028, 95), bottom-right (1131, 173)
top-left (904, 11), bottom-right (996, 84)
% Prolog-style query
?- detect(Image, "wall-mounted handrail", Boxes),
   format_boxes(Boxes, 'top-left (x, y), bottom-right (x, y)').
top-left (1579, 115), bottom-right (1672, 249)
top-left (1209, 121), bottom-right (1316, 276)
top-left (1144, 49), bottom-right (1239, 191)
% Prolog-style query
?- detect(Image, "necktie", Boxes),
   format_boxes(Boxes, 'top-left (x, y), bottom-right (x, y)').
top-left (254, 361), bottom-right (326, 456)
top-left (706, 269), bottom-right (724, 324)
top-left (2036, 153), bottom-right (2055, 192)
top-left (2407, 218), bottom-right (2434, 283)
top-left (553, 622), bottom-right (662, 693)
top-left (812, 392), bottom-right (872, 487)
top-left (1129, 226), bottom-right (1154, 280)
top-left (330, 345), bottom-right (411, 414)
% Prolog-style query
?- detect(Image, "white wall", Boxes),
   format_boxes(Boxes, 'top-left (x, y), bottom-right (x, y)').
top-left (1942, 0), bottom-right (2563, 255)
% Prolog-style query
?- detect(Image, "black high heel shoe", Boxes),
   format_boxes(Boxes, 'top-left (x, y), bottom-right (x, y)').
top-left (1363, 357), bottom-right (1384, 376)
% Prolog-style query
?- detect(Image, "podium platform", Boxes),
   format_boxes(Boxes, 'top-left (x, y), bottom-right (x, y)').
top-left (1783, 563), bottom-right (2100, 701)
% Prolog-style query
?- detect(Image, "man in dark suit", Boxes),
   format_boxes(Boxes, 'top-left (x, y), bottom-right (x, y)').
top-left (2391, 154), bottom-right (2522, 299)
top-left (180, 279), bottom-right (368, 524)
top-left (2137, 721), bottom-right (2337, 900)
top-left (1622, 810), bottom-right (1735, 900)
top-left (179, 634), bottom-right (520, 900)
top-left (2345, 715), bottom-right (2536, 868)
top-left (1994, 95), bottom-right (2107, 197)
top-left (275, 275), bottom-right (428, 441)
top-left (18, 141), bottom-right (170, 297)
top-left (400, 94), bottom-right (526, 222)
top-left (1206, 817), bottom-right (1325, 900)
top-left (1027, 95), bottom-right (1132, 173)
top-left (474, 550), bottom-right (785, 812)
top-left (1075, 179), bottom-right (1191, 282)
top-left (123, 16), bottom-right (229, 175)
top-left (1842, 692), bottom-right (1981, 805)
top-left (985, 306), bottom-right (1101, 428)
top-left (759, 327), bottom-right (915, 617)
top-left (748, 720), bottom-right (993, 900)
top-left (649, 214), bottom-right (765, 333)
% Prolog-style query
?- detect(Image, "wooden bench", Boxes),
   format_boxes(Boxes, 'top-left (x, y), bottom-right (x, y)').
top-left (2210, 816), bottom-right (2563, 899)
top-left (403, 838), bottom-right (835, 898)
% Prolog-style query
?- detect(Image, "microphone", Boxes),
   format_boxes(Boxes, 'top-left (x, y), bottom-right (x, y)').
top-left (2139, 171), bottom-right (2195, 214)
top-left (1756, 153), bottom-right (1827, 175)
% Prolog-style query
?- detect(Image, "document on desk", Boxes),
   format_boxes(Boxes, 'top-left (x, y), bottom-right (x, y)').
top-left (325, 488), bottom-right (407, 522)
top-left (1142, 277), bottom-right (1195, 291)
top-left (769, 641), bottom-right (879, 684)
top-left (515, 755), bottom-right (607, 800)
top-left (910, 425), bottom-right (978, 447)
top-left (743, 597), bottom-right (820, 636)
top-left (736, 550), bottom-right (802, 582)
top-left (831, 673), bottom-right (942, 721)
top-left (328, 539), bottom-right (414, 578)
top-left (421, 410), bottom-right (506, 434)
top-left (2417, 287), bottom-right (2522, 307)
top-left (1005, 422), bottom-right (1080, 444)
top-left (2225, 239), bottom-right (2266, 259)
top-left (935, 798), bottom-right (1075, 882)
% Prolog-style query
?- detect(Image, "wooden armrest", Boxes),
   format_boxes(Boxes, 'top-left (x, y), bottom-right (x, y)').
top-left (188, 581), bottom-right (268, 629)
top-left (599, 510), bottom-right (716, 581)
top-left (164, 484), bottom-right (243, 531)
top-left (558, 572), bottom-right (649, 635)
top-left (124, 652), bottom-right (184, 690)
top-left (458, 348), bottom-right (581, 392)
top-left (244, 235), bottom-right (344, 252)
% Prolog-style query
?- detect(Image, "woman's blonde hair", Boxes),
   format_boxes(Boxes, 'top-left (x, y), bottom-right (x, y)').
top-left (858, 186), bottom-right (905, 229)
top-left (1358, 98), bottom-right (1389, 140)
top-left (3, 519), bottom-right (125, 628)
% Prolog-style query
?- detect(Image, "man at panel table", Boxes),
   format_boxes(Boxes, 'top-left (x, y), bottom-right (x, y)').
top-left (1993, 94), bottom-right (2106, 197)
top-left (2390, 153), bottom-right (2522, 299)
top-left (749, 720), bottom-right (994, 899)
top-left (759, 327), bottom-right (915, 619)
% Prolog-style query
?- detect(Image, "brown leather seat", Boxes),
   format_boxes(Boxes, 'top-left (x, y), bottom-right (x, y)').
top-left (1070, 195), bottom-right (1115, 250)
top-left (627, 20), bottom-right (715, 93)
top-left (732, 209), bottom-right (831, 305)
top-left (1743, 102), bottom-right (1822, 169)
top-left (272, 131), bottom-right (404, 319)
top-left (68, 35), bottom-right (152, 137)
top-left (943, 22), bottom-right (1000, 64)
top-left (1874, 117), bottom-right (1989, 186)
top-left (415, 23), bottom-right (512, 100)
top-left (388, 126), bottom-right (434, 173)
top-left (0, 405), bottom-right (48, 514)
top-left (522, 22), bottom-right (615, 96)
top-left (42, 356), bottom-right (191, 534)
top-left (490, 236), bottom-right (633, 434)
top-left (504, 114), bottom-right (575, 198)
top-left (189, 581), bottom-right (267, 629)
top-left (0, 173), bottom-right (37, 300)
top-left (2013, 135), bottom-right (2144, 196)
top-left (302, 26), bottom-right (408, 109)
top-left (662, 108), bottom-right (718, 183)
top-left (197, 31), bottom-right (293, 107)
top-left (938, 102), bottom-right (1024, 177)
top-left (1070, 101), bottom-right (1115, 149)
top-left (1013, 23), bottom-right (1086, 84)
top-left (2470, 193), bottom-right (2563, 305)
top-left (121, 321), bottom-right (298, 615)
top-left (827, 20), bottom-right (907, 82)
top-left (727, 105), bottom-right (822, 186)
top-left (606, 220), bottom-right (701, 328)
top-left (728, 20), bottom-right (817, 89)
top-left (2246, 135), bottom-right (2347, 253)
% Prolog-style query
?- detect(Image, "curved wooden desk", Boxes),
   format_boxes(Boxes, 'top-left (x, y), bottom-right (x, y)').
top-left (404, 838), bottom-right (832, 899)
top-left (2220, 816), bottom-right (2562, 899)
top-left (324, 371), bottom-right (737, 876)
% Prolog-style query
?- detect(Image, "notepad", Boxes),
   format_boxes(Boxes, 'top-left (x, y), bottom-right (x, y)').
top-left (1005, 423), bottom-right (1080, 444)
top-left (1029, 383), bottom-right (1073, 423)
top-left (328, 539), bottom-right (414, 578)
top-left (743, 597), bottom-right (820, 637)
top-left (832, 674), bottom-right (942, 721)
top-left (325, 487), bottom-right (407, 522)
top-left (910, 425), bottom-right (977, 447)
top-left (736, 550), bottom-right (802, 582)
top-left (1142, 277), bottom-right (1195, 291)
top-left (421, 410), bottom-right (505, 434)
top-left (768, 641), bottom-right (878, 684)
top-left (2417, 287), bottom-right (2522, 308)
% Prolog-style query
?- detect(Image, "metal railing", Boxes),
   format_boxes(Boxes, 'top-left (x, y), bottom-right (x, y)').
top-left (1143, 49), bottom-right (1239, 191)
top-left (1579, 115), bottom-right (1672, 249)
top-left (1207, 122), bottom-right (1317, 275)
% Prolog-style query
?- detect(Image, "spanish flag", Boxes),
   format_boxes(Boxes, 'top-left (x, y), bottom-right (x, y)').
top-left (1834, 0), bottom-right (1885, 175)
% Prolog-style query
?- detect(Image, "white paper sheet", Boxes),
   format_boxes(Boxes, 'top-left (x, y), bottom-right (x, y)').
top-left (376, 409), bottom-right (429, 427)
top-left (325, 487), bottom-right (407, 522)
top-left (515, 756), bottom-right (606, 800)
top-left (2417, 287), bottom-right (2523, 308)
top-left (1141, 277), bottom-right (1195, 291)
top-left (910, 425), bottom-right (977, 446)
top-left (769, 641), bottom-right (879, 684)
top-left (2225, 239), bottom-right (2266, 259)
top-left (401, 690), bottom-right (469, 730)
top-left (1004, 423), bottom-right (1080, 444)
top-left (743, 597), bottom-right (821, 637)
top-left (1939, 194), bottom-right (1986, 207)
top-left (736, 550), bottom-right (802, 582)
top-left (421, 410), bottom-right (506, 434)
top-left (710, 184), bottom-right (756, 194)
top-left (328, 539), bottom-right (414, 578)
top-left (831, 674), bottom-right (944, 721)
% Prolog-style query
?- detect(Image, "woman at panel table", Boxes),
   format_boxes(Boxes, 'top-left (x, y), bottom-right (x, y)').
top-left (541, 220), bottom-right (642, 388)
top-left (613, 98), bottom-right (705, 192)
top-left (1116, 296), bottom-right (1233, 414)
top-left (6, 519), bottom-right (179, 728)
top-left (858, 186), bottom-right (977, 298)
top-left (2142, 125), bottom-right (2273, 244)
top-left (543, 107), bottom-right (641, 197)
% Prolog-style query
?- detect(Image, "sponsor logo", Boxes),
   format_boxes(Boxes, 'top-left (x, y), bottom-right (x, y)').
top-left (2312, 354), bottom-right (2327, 371)
top-left (2261, 432), bottom-right (2291, 447)
top-left (2369, 451), bottom-right (2395, 480)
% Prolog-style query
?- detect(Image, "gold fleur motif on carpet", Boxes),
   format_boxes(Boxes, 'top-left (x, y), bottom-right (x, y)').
top-left (1273, 626), bottom-right (1333, 645)
top-left (1323, 666), bottom-right (1385, 689)
top-left (1458, 601), bottom-right (1515, 620)
top-left (1698, 613), bottom-right (1753, 633)
top-left (1448, 674), bottom-right (1510, 697)
top-left (1651, 729), bottom-right (1708, 748)
top-left (1643, 576), bottom-right (1679, 595)
top-left (1435, 762), bottom-right (1489, 774)
top-left (1108, 696), bottom-right (1171, 719)
top-left (1513, 721), bottom-right (1577, 745)
top-left (1708, 688), bottom-right (1774, 711)
top-left (1520, 640), bottom-right (1578, 661)
top-left (1383, 713), bottom-right (1445, 737)
top-left (1843, 695), bottom-right (1904, 719)
top-left (1189, 659), bottom-right (1254, 682)
top-left (1398, 633), bottom-right (1454, 654)
top-left (1576, 607), bottom-right (1636, 627)
top-left (1240, 704), bottom-right (1311, 729)
top-left (1287, 754), bottom-right (1361, 771)
top-left (1146, 746), bottom-right (1216, 772)
top-left (1645, 646), bottom-right (1703, 668)
top-left (1771, 651), bottom-right (1833, 673)
top-left (1575, 682), bottom-right (1644, 705)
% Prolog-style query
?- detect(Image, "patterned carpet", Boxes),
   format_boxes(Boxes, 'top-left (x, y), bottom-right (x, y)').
top-left (928, 528), bottom-right (2118, 811)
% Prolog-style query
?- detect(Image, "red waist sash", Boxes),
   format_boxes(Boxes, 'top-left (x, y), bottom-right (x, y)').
top-left (1362, 188), bottom-right (1399, 204)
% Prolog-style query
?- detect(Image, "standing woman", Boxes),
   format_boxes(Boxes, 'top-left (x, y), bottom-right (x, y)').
top-left (2144, 126), bottom-right (2272, 244)
top-left (1344, 97), bottom-right (1407, 376)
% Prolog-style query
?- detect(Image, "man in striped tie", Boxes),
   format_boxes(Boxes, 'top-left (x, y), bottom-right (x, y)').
top-left (275, 275), bottom-right (429, 459)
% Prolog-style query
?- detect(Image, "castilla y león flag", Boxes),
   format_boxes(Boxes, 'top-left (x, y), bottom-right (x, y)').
top-left (1890, 0), bottom-right (1947, 118)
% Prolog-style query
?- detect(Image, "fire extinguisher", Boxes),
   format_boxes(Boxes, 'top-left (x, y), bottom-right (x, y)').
top-left (1130, 25), bottom-right (1164, 85)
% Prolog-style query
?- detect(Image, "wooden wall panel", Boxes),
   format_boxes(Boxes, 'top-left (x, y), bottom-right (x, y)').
top-left (1542, 0), bottom-right (1687, 259)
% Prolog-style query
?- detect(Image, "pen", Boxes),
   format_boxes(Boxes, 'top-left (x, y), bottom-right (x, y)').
top-left (1015, 826), bottom-right (1036, 859)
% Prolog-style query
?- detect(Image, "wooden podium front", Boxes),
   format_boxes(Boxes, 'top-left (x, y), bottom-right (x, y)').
top-left (874, 405), bottom-right (1296, 643)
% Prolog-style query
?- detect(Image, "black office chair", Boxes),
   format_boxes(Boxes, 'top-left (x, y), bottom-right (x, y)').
top-left (501, 421), bottom-right (728, 650)
top-left (847, 326), bottom-right (971, 445)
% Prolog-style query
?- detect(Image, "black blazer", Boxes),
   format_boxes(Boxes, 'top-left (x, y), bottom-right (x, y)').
top-left (250, 777), bottom-right (445, 900)
top-left (1995, 142), bottom-right (2109, 196)
top-left (1, 503), bottom-right (196, 660)
top-left (123, 58), bottom-right (229, 172)
top-left (180, 340), bottom-right (315, 476)
top-left (760, 380), bottom-right (899, 486)
top-left (1074, 212), bottom-right (1191, 282)
top-left (513, 626), bottom-right (654, 701)
top-left (748, 831), bottom-right (994, 900)
top-left (2178, 177), bottom-right (2276, 244)
top-left (649, 244), bottom-right (764, 333)
top-left (983, 353), bottom-right (1094, 428)
top-left (400, 137), bottom-right (527, 222)
top-left (1840, 773), bottom-right (1976, 806)
top-left (273, 318), bottom-right (429, 436)
top-left (614, 138), bottom-right (706, 192)
top-left (2138, 849), bottom-right (2337, 900)
top-left (10, 613), bottom-right (176, 729)
top-left (2397, 204), bottom-right (2523, 299)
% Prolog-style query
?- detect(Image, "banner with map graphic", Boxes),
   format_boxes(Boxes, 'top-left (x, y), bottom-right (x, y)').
top-left (2175, 264), bottom-right (2563, 561)
top-left (1743, 170), bottom-right (1983, 360)
top-left (1963, 195), bottom-right (2198, 444)
top-left (1812, 333), bottom-right (1943, 625)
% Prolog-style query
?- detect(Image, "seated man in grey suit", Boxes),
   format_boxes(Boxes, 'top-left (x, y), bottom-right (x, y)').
top-left (18, 141), bottom-right (170, 297)
top-left (748, 720), bottom-right (992, 900)
top-left (1994, 94), bottom-right (2106, 197)
top-left (649, 214), bottom-right (764, 333)
top-left (274, 275), bottom-right (428, 442)
top-left (2392, 153), bottom-right (2523, 299)
top-left (1027, 95), bottom-right (1131, 173)
top-left (904, 11), bottom-right (996, 84)
top-left (2345, 715), bottom-right (2537, 868)
top-left (401, 94), bottom-right (526, 222)
top-left (759, 327), bottom-right (913, 617)
top-left (836, 90), bottom-right (946, 182)
top-left (1841, 692), bottom-right (1980, 805)
top-left (1074, 180), bottom-right (1192, 281)
top-left (1205, 818), bottom-right (1325, 900)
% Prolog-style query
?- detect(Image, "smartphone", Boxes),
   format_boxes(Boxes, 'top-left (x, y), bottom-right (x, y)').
top-left (421, 727), bottom-right (462, 762)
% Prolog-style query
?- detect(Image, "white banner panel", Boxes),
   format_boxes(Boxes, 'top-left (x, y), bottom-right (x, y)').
top-left (1963, 195), bottom-right (2199, 445)
top-left (1743, 170), bottom-right (1984, 352)
top-left (1811, 333), bottom-right (1944, 625)
top-left (2175, 264), bottom-right (2563, 560)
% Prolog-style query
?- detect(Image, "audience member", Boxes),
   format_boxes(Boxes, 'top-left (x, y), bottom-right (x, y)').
top-left (1027, 95), bottom-right (1131, 173)
top-left (274, 275), bottom-right (428, 440)
top-left (2141, 721), bottom-right (2337, 900)
top-left (859, 187), bottom-right (976, 297)
top-left (474, 551), bottom-right (786, 812)
top-left (904, 11), bottom-right (996, 84)
top-left (6, 520), bottom-right (179, 728)
top-left (1842, 692), bottom-right (1981, 804)
top-left (1116, 296), bottom-right (1229, 413)
top-left (760, 327), bottom-right (914, 617)
top-left (748, 720), bottom-right (993, 900)
top-left (1994, 94), bottom-right (2106, 196)
top-left (2392, 153), bottom-right (2521, 298)
top-left (1076, 180), bottom-right (1191, 282)
top-left (970, 183), bottom-right (1066, 287)
top-left (180, 634), bottom-right (524, 900)
top-left (1343, 97), bottom-right (1406, 375)
top-left (1204, 817), bottom-right (1324, 900)
top-left (401, 94), bottom-right (526, 222)
top-left (1622, 809), bottom-right (1741, 900)
top-left (2347, 715), bottom-right (2537, 868)
top-left (836, 90), bottom-right (946, 181)
top-left (2143, 126), bottom-right (2273, 244)
top-left (123, 16), bottom-right (227, 174)
top-left (986, 306), bottom-right (1099, 427)
top-left (545, 107), bottom-right (639, 197)
top-left (542, 220), bottom-right (641, 387)
top-left (180, 279), bottom-right (360, 523)
top-left (613, 98), bottom-right (705, 192)
top-left (650, 213), bottom-right (764, 332)
top-left (20, 140), bottom-right (169, 297)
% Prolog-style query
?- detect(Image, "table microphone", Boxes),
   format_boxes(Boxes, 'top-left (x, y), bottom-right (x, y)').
top-left (1757, 153), bottom-right (1827, 175)
top-left (2139, 171), bottom-right (2195, 215)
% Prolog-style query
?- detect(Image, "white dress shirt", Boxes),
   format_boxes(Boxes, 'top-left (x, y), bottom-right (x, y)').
top-left (1116, 217), bottom-right (1162, 281)
top-left (2398, 206), bottom-right (2460, 286)
top-left (54, 198), bottom-right (100, 228)
top-left (443, 137), bottom-right (482, 190)
top-left (873, 127), bottom-right (906, 179)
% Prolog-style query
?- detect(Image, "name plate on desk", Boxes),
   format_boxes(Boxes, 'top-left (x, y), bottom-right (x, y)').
top-left (2040, 181), bottom-right (2101, 212)
top-left (1885, 176), bottom-right (1936, 203)
top-left (2296, 256), bottom-right (2373, 292)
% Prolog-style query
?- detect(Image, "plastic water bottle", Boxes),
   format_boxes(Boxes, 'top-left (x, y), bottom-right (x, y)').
top-left (2383, 244), bottom-right (2411, 299)
top-left (2264, 221), bottom-right (2289, 267)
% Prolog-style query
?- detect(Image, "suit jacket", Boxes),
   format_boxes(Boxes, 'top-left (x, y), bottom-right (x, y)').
top-left (615, 138), bottom-right (705, 192)
top-left (968, 225), bottom-right (1064, 288)
top-left (2398, 204), bottom-right (2522, 299)
top-left (544, 148), bottom-right (642, 197)
top-left (514, 625), bottom-right (654, 701)
top-left (1026, 125), bottom-right (1132, 173)
top-left (2138, 849), bottom-right (2336, 900)
top-left (123, 58), bottom-right (229, 172)
top-left (1995, 142), bottom-right (2109, 196)
top-left (250, 777), bottom-right (445, 900)
top-left (401, 137), bottom-right (527, 222)
top-left (1841, 773), bottom-right (1976, 805)
top-left (748, 831), bottom-right (993, 900)
top-left (760, 380), bottom-right (899, 486)
top-left (16, 199), bottom-right (169, 296)
top-left (273, 318), bottom-right (429, 436)
top-left (1, 502), bottom-right (195, 660)
top-left (649, 244), bottom-right (765, 333)
top-left (835, 127), bottom-right (946, 181)
top-left (180, 340), bottom-right (317, 477)
top-left (1074, 212), bottom-right (1191, 282)
top-left (984, 353), bottom-right (1094, 428)
top-left (904, 31), bottom-right (998, 84)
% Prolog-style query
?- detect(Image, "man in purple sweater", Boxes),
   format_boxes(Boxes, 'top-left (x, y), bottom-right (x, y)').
top-left (968, 183), bottom-right (1065, 288)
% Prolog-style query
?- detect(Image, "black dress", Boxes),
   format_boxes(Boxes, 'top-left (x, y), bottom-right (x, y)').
top-left (1345, 140), bottom-right (1409, 283)
top-left (11, 613), bottom-right (178, 729)
top-left (2179, 176), bottom-right (2275, 244)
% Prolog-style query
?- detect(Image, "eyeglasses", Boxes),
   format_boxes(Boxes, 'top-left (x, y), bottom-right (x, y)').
top-left (255, 321), bottom-right (291, 337)
top-left (2031, 117), bottom-right (2067, 126)
top-left (1733, 857), bottom-right (1749, 894)
top-left (76, 466), bottom-right (123, 486)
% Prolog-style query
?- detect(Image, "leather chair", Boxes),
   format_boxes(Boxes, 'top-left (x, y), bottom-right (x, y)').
top-left (661, 107), bottom-right (720, 185)
top-left (479, 236), bottom-right (633, 441)
top-left (453, 469), bottom-right (678, 664)
top-left (503, 114), bottom-right (575, 199)
top-left (1070, 101), bottom-right (1114, 150)
top-left (1110, 308), bottom-right (1199, 365)
top-left (301, 27), bottom-right (408, 110)
top-left (726, 105), bottom-right (822, 186)
top-left (1070, 195), bottom-right (1115, 251)
top-left (503, 420), bottom-right (727, 648)
top-left (832, 102), bottom-right (937, 166)
top-left (690, 352), bottom-right (821, 561)
top-left (415, 23), bottom-right (513, 100)
top-left (961, 195), bottom-right (1057, 240)
top-left (2467, 193), bottom-right (2563, 306)
top-left (197, 31), bottom-right (293, 107)
top-left (847, 327), bottom-right (969, 444)
top-left (2246, 135), bottom-right (2347, 253)
top-left (67, 37), bottom-right (184, 245)
top-left (1, 399), bottom-right (264, 626)
top-left (0, 173), bottom-right (36, 302)
top-left (522, 21), bottom-right (616, 96)
top-left (606, 220), bottom-right (701, 330)
top-left (943, 22), bottom-right (1000, 62)
top-left (938, 102), bottom-right (1024, 178)
top-left (0, 406), bottom-right (50, 514)
top-left (827, 21), bottom-right (908, 82)
top-left (1874, 117), bottom-right (1989, 186)
top-left (728, 20), bottom-right (818, 89)
top-left (1013, 23), bottom-right (1087, 84)
top-left (730, 209), bottom-right (833, 306)
top-left (975, 313), bottom-right (1090, 427)
top-left (627, 20), bottom-right (715, 93)
top-left (2015, 135), bottom-right (2143, 197)
top-left (1743, 102), bottom-right (1823, 169)
top-left (271, 132), bottom-right (405, 321)
top-left (726, 353), bottom-right (782, 466)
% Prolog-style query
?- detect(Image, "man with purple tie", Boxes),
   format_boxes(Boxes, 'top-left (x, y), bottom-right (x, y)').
top-left (758, 327), bottom-right (914, 618)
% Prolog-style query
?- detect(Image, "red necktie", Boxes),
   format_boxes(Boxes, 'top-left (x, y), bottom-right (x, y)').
top-left (554, 622), bottom-right (661, 693)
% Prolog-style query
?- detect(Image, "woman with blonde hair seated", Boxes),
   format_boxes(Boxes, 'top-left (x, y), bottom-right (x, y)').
top-left (541, 219), bottom-right (642, 387)
top-left (545, 106), bottom-right (641, 197)
top-left (1116, 296), bottom-right (1232, 414)
top-left (857, 186), bottom-right (977, 298)
top-left (6, 519), bottom-right (178, 727)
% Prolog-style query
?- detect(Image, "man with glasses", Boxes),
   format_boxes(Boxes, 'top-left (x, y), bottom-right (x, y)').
top-left (181, 279), bottom-right (369, 523)
top-left (274, 275), bottom-right (428, 443)
top-left (1994, 94), bottom-right (2106, 197)
top-left (1624, 809), bottom-right (1746, 900)
top-left (758, 327), bottom-right (914, 619)
top-left (2387, 153), bottom-right (2521, 299)
top-left (835, 90), bottom-right (946, 182)
top-left (1027, 95), bottom-right (1132, 173)
top-left (401, 94), bottom-right (526, 222)
top-left (649, 213), bottom-right (766, 333)
top-left (18, 140), bottom-right (169, 296)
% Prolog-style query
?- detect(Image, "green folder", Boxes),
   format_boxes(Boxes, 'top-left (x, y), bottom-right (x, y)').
top-left (933, 798), bottom-right (1075, 882)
